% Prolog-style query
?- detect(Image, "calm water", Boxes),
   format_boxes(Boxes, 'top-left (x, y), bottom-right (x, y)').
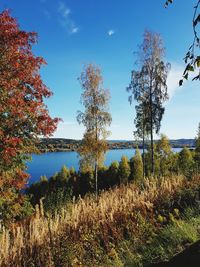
top-left (27, 148), bottom-right (182, 184)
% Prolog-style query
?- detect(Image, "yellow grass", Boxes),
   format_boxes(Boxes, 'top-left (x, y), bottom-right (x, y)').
top-left (0, 175), bottom-right (199, 267)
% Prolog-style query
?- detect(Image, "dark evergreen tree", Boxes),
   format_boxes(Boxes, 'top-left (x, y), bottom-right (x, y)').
top-left (107, 161), bottom-right (119, 187)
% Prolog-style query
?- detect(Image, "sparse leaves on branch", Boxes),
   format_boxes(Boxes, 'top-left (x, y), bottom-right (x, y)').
top-left (165, 0), bottom-right (200, 84)
top-left (164, 0), bottom-right (173, 8)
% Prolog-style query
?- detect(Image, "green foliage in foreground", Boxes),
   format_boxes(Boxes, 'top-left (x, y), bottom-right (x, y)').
top-left (100, 208), bottom-right (200, 267)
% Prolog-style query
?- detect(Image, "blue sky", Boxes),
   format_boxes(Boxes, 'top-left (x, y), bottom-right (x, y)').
top-left (1, 0), bottom-right (200, 139)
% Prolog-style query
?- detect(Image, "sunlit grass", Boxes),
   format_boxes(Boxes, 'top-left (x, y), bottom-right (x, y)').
top-left (0, 175), bottom-right (200, 267)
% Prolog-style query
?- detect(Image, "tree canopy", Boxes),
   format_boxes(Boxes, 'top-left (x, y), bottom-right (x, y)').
top-left (127, 30), bottom-right (170, 175)
top-left (77, 64), bottom-right (111, 197)
top-left (0, 10), bottom-right (59, 220)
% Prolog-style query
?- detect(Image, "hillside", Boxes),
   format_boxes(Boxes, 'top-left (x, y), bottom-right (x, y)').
top-left (37, 138), bottom-right (195, 152)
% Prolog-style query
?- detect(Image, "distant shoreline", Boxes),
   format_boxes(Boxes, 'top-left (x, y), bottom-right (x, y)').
top-left (37, 138), bottom-right (195, 153)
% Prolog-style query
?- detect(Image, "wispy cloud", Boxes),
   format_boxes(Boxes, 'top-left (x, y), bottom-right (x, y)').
top-left (58, 2), bottom-right (70, 17)
top-left (58, 2), bottom-right (79, 34)
top-left (107, 29), bottom-right (115, 36)
top-left (167, 62), bottom-right (184, 99)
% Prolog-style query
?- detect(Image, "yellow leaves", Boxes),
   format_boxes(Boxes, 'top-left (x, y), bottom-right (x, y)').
top-left (77, 64), bottom-right (111, 173)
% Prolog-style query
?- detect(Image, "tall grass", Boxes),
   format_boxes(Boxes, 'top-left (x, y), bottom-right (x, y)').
top-left (0, 175), bottom-right (199, 267)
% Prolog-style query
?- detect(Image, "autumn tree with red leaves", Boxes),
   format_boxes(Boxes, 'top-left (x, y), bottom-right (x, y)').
top-left (0, 10), bottom-right (59, 222)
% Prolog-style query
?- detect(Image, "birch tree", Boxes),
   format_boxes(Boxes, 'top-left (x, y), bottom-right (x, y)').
top-left (77, 64), bottom-right (111, 198)
top-left (127, 30), bottom-right (170, 175)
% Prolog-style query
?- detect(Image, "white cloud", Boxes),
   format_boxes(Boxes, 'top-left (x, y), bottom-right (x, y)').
top-left (167, 62), bottom-right (184, 99)
top-left (72, 27), bottom-right (79, 33)
top-left (166, 62), bottom-right (200, 100)
top-left (58, 2), bottom-right (70, 17)
top-left (108, 29), bottom-right (115, 36)
top-left (58, 2), bottom-right (79, 34)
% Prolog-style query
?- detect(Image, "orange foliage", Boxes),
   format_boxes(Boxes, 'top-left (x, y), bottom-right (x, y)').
top-left (0, 10), bottom-right (60, 220)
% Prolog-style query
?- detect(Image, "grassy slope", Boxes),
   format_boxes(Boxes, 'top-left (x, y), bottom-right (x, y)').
top-left (121, 208), bottom-right (200, 266)
top-left (0, 175), bottom-right (200, 267)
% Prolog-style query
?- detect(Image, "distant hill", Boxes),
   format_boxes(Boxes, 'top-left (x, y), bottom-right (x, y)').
top-left (169, 139), bottom-right (195, 147)
top-left (109, 139), bottom-right (195, 147)
top-left (37, 138), bottom-right (196, 152)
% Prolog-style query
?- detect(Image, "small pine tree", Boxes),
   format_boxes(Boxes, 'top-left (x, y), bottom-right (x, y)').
top-left (178, 147), bottom-right (194, 178)
top-left (156, 134), bottom-right (172, 176)
top-left (107, 161), bottom-right (119, 187)
top-left (70, 167), bottom-right (76, 176)
top-left (40, 175), bottom-right (48, 182)
top-left (118, 156), bottom-right (131, 185)
top-left (130, 148), bottom-right (143, 183)
top-left (59, 165), bottom-right (70, 183)
top-left (129, 157), bottom-right (135, 181)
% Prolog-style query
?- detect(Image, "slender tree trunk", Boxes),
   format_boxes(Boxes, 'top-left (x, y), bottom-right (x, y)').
top-left (142, 112), bottom-right (145, 179)
top-left (95, 117), bottom-right (98, 200)
top-left (95, 158), bottom-right (98, 200)
top-left (150, 83), bottom-right (154, 176)
top-left (142, 125), bottom-right (145, 179)
top-left (150, 128), bottom-right (154, 175)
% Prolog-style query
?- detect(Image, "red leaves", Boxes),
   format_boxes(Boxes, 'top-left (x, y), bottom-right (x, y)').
top-left (4, 137), bottom-right (21, 146)
top-left (1, 137), bottom-right (22, 164)
top-left (0, 10), bottom-right (60, 191)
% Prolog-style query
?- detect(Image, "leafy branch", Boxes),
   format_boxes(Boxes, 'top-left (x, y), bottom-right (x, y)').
top-left (165, 0), bottom-right (200, 85)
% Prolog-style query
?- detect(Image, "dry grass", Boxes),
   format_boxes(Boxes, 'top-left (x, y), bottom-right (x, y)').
top-left (0, 175), bottom-right (199, 267)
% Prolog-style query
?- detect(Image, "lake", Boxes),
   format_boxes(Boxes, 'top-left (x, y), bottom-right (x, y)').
top-left (27, 148), bottom-right (183, 184)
